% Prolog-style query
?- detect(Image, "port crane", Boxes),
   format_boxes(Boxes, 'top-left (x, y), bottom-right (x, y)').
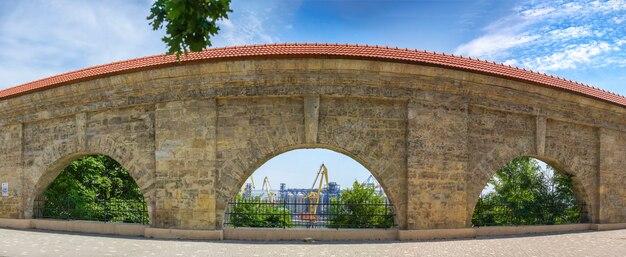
top-left (362, 174), bottom-right (384, 196)
top-left (363, 175), bottom-right (381, 188)
top-left (261, 176), bottom-right (276, 203)
top-left (301, 164), bottom-right (329, 221)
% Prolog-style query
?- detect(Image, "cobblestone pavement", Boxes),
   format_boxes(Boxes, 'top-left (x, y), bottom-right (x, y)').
top-left (1, 228), bottom-right (626, 257)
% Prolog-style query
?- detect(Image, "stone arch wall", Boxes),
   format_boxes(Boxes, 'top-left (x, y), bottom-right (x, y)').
top-left (19, 106), bottom-right (156, 223)
top-left (317, 97), bottom-right (407, 225)
top-left (543, 118), bottom-right (601, 222)
top-left (218, 144), bottom-right (403, 228)
top-left (466, 149), bottom-right (596, 225)
top-left (215, 96), bottom-right (407, 229)
top-left (24, 134), bottom-right (155, 223)
top-left (466, 144), bottom-right (528, 224)
top-left (0, 55), bottom-right (624, 231)
top-left (531, 155), bottom-right (594, 222)
top-left (466, 106), bottom-right (599, 224)
top-left (220, 145), bottom-right (383, 202)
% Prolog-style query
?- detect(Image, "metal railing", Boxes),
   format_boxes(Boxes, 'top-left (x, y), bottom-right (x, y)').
top-left (224, 198), bottom-right (396, 229)
top-left (472, 198), bottom-right (587, 227)
top-left (33, 196), bottom-right (149, 224)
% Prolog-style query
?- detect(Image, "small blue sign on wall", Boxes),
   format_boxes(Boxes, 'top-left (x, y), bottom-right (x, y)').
top-left (1, 182), bottom-right (8, 197)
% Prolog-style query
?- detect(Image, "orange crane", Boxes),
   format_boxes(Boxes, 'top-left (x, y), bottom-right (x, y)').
top-left (301, 164), bottom-right (329, 221)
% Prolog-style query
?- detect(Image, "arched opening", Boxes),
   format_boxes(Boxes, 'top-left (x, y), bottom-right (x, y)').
top-left (224, 148), bottom-right (395, 229)
top-left (472, 157), bottom-right (587, 227)
top-left (33, 154), bottom-right (149, 224)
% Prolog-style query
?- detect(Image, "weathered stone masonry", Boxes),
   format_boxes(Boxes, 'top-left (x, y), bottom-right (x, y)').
top-left (0, 45), bottom-right (625, 231)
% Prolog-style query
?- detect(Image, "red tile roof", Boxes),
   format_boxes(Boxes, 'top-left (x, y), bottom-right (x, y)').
top-left (1, 43), bottom-right (625, 107)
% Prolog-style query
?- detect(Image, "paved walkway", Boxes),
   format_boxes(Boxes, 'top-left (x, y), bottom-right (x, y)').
top-left (1, 228), bottom-right (625, 257)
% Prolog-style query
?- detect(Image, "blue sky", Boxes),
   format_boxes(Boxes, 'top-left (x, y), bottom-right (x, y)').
top-left (249, 149), bottom-right (372, 191)
top-left (1, 0), bottom-right (624, 189)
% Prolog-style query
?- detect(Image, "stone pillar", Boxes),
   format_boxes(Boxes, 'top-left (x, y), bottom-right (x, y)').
top-left (75, 112), bottom-right (87, 150)
top-left (304, 95), bottom-right (320, 144)
top-left (598, 128), bottom-right (626, 223)
top-left (406, 97), bottom-right (469, 229)
top-left (0, 124), bottom-right (24, 218)
top-left (536, 115), bottom-right (547, 156)
top-left (154, 99), bottom-right (218, 229)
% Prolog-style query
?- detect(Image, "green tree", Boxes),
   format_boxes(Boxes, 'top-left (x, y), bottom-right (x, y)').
top-left (472, 157), bottom-right (581, 226)
top-left (229, 194), bottom-right (292, 228)
top-left (147, 0), bottom-right (232, 58)
top-left (328, 181), bottom-right (394, 228)
top-left (41, 155), bottom-right (148, 224)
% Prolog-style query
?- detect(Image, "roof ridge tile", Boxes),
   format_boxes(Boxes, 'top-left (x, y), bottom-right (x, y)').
top-left (1, 43), bottom-right (624, 107)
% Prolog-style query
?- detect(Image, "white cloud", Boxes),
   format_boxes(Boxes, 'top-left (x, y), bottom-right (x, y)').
top-left (0, 0), bottom-right (302, 90)
top-left (562, 2), bottom-right (584, 13)
top-left (548, 26), bottom-right (592, 39)
top-left (216, 11), bottom-right (277, 46)
top-left (455, 0), bottom-right (626, 74)
top-left (521, 7), bottom-right (555, 17)
top-left (590, 0), bottom-right (626, 11)
top-left (211, 0), bottom-right (302, 47)
top-left (503, 59), bottom-right (519, 66)
top-left (0, 0), bottom-right (165, 89)
top-left (0, 64), bottom-right (58, 91)
top-left (518, 41), bottom-right (615, 71)
top-left (454, 34), bottom-right (540, 59)
top-left (453, 12), bottom-right (540, 59)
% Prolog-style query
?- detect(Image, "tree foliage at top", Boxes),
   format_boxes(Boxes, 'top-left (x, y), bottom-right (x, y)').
top-left (147, 0), bottom-right (232, 58)
top-left (328, 181), bottom-right (394, 228)
top-left (41, 155), bottom-right (148, 223)
top-left (472, 157), bottom-right (582, 226)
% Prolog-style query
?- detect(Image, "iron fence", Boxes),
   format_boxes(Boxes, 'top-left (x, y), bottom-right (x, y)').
top-left (33, 196), bottom-right (149, 224)
top-left (224, 198), bottom-right (396, 229)
top-left (472, 198), bottom-right (587, 227)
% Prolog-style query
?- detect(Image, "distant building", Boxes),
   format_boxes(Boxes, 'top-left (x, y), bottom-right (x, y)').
top-left (239, 180), bottom-right (389, 220)
top-left (242, 183), bottom-right (253, 199)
